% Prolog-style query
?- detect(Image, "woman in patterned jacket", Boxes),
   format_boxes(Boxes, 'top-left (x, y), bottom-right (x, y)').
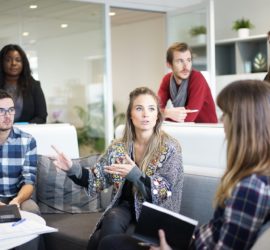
top-left (52, 86), bottom-right (183, 250)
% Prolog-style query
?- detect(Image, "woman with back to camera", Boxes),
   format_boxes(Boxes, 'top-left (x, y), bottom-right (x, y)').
top-left (52, 86), bottom-right (184, 250)
top-left (150, 80), bottom-right (270, 250)
top-left (0, 44), bottom-right (47, 123)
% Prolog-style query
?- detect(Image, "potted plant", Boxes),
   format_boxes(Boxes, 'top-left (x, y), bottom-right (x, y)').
top-left (189, 25), bottom-right (206, 44)
top-left (232, 18), bottom-right (254, 38)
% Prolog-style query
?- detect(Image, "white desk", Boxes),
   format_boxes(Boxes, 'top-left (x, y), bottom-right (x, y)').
top-left (14, 123), bottom-right (80, 158)
top-left (0, 211), bottom-right (45, 250)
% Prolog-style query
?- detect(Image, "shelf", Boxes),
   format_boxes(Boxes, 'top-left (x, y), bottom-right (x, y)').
top-left (190, 34), bottom-right (269, 76)
top-left (216, 35), bottom-right (269, 76)
top-left (216, 34), bottom-right (267, 45)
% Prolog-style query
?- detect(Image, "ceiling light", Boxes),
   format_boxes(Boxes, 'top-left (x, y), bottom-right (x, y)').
top-left (61, 24), bottom-right (68, 28)
top-left (109, 12), bottom-right (116, 16)
top-left (29, 5), bottom-right (38, 9)
top-left (22, 32), bottom-right (29, 36)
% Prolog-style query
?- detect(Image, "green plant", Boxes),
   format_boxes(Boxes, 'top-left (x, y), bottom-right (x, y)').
top-left (189, 25), bottom-right (206, 37)
top-left (75, 105), bottom-right (105, 153)
top-left (113, 105), bottom-right (125, 128)
top-left (253, 53), bottom-right (267, 72)
top-left (74, 104), bottom-right (126, 154)
top-left (232, 18), bottom-right (254, 30)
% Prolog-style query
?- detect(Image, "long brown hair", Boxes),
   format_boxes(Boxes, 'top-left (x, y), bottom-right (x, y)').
top-left (121, 87), bottom-right (165, 172)
top-left (214, 80), bottom-right (270, 207)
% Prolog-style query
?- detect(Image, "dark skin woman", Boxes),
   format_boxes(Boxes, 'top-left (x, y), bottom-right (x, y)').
top-left (0, 44), bottom-right (47, 123)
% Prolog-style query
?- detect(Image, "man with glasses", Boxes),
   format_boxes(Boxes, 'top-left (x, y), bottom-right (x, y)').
top-left (158, 42), bottom-right (218, 123)
top-left (0, 89), bottom-right (39, 214)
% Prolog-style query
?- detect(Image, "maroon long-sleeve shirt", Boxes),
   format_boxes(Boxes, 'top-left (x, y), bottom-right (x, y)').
top-left (158, 70), bottom-right (218, 123)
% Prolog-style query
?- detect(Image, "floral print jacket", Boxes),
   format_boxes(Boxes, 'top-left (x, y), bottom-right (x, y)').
top-left (88, 134), bottom-right (183, 233)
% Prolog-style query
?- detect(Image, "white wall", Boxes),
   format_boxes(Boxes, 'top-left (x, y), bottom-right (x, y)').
top-left (214, 0), bottom-right (270, 40)
top-left (111, 17), bottom-right (166, 113)
top-left (37, 29), bottom-right (105, 124)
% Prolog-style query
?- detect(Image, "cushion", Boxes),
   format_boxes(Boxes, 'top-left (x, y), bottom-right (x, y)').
top-left (36, 154), bottom-right (101, 213)
top-left (180, 173), bottom-right (220, 225)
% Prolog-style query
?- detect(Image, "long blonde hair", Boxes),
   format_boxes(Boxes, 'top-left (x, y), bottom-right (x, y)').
top-left (215, 80), bottom-right (270, 207)
top-left (121, 87), bottom-right (166, 173)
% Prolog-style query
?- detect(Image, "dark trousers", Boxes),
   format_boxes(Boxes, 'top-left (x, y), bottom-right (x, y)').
top-left (87, 201), bottom-right (135, 250)
top-left (98, 234), bottom-right (148, 250)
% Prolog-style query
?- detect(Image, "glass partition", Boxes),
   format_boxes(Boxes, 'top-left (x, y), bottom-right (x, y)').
top-left (166, 1), bottom-right (216, 101)
top-left (167, 5), bottom-right (207, 71)
top-left (0, 0), bottom-right (107, 155)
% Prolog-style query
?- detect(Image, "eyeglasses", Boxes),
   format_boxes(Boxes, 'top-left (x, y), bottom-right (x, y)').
top-left (0, 107), bottom-right (16, 116)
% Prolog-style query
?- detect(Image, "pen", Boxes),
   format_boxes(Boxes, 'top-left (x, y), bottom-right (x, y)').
top-left (138, 242), bottom-right (156, 247)
top-left (187, 109), bottom-right (199, 113)
top-left (12, 218), bottom-right (26, 227)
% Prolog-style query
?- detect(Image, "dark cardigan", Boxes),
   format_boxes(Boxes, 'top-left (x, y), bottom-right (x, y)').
top-left (16, 79), bottom-right (47, 124)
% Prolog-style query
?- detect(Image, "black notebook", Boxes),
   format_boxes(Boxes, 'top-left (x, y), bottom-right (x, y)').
top-left (133, 202), bottom-right (198, 250)
top-left (0, 204), bottom-right (22, 223)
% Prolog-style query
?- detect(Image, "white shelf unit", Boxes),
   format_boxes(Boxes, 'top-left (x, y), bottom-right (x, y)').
top-left (190, 44), bottom-right (207, 71)
top-left (215, 34), bottom-right (269, 76)
top-left (191, 34), bottom-right (269, 76)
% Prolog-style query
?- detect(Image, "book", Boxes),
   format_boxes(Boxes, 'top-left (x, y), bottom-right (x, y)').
top-left (0, 204), bottom-right (21, 223)
top-left (133, 202), bottom-right (198, 250)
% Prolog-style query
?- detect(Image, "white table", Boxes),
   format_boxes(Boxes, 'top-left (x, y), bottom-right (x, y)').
top-left (0, 211), bottom-right (45, 250)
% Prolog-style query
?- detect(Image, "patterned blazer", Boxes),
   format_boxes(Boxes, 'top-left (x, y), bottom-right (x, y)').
top-left (87, 134), bottom-right (184, 235)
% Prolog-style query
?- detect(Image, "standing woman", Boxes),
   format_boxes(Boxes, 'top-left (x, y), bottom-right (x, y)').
top-left (52, 87), bottom-right (183, 250)
top-left (151, 80), bottom-right (270, 250)
top-left (0, 44), bottom-right (47, 123)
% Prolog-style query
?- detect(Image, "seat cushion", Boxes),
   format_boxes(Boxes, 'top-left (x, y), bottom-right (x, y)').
top-left (42, 212), bottom-right (102, 250)
top-left (36, 154), bottom-right (101, 213)
top-left (180, 174), bottom-right (220, 225)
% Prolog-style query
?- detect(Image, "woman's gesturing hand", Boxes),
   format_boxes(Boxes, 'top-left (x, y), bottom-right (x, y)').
top-left (104, 154), bottom-right (135, 178)
top-left (51, 145), bottom-right (72, 172)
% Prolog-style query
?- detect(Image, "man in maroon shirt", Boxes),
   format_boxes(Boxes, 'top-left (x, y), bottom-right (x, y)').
top-left (158, 42), bottom-right (218, 123)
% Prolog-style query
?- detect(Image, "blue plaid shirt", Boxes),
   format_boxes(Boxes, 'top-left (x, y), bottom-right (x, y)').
top-left (194, 174), bottom-right (270, 250)
top-left (0, 127), bottom-right (37, 198)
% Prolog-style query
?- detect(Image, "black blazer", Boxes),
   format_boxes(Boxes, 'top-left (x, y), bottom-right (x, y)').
top-left (16, 79), bottom-right (47, 124)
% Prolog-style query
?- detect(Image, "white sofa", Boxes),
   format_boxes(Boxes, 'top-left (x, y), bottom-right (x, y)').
top-left (115, 122), bottom-right (227, 178)
top-left (115, 123), bottom-right (227, 225)
top-left (16, 123), bottom-right (267, 249)
top-left (15, 123), bottom-right (79, 158)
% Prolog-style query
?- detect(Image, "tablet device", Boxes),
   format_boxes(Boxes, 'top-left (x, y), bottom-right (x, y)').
top-left (0, 204), bottom-right (22, 223)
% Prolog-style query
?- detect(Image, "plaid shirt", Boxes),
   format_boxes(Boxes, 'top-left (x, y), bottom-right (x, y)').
top-left (0, 127), bottom-right (37, 197)
top-left (194, 174), bottom-right (270, 250)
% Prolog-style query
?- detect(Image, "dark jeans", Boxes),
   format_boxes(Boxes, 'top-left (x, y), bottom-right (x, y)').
top-left (87, 201), bottom-right (135, 250)
top-left (98, 234), bottom-right (148, 250)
